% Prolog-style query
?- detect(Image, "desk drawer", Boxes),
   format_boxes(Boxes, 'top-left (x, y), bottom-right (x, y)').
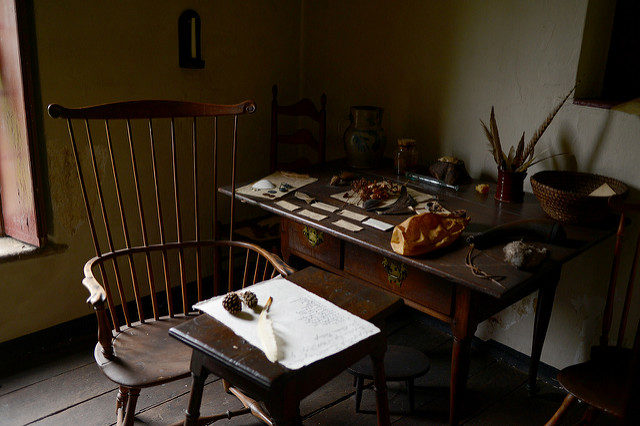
top-left (344, 243), bottom-right (453, 316)
top-left (282, 218), bottom-right (341, 270)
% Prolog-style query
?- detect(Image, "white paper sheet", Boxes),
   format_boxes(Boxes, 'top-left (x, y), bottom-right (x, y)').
top-left (339, 209), bottom-right (368, 222)
top-left (193, 277), bottom-right (380, 370)
top-left (311, 202), bottom-right (340, 213)
top-left (333, 219), bottom-right (363, 232)
top-left (363, 218), bottom-right (394, 231)
top-left (275, 200), bottom-right (300, 211)
top-left (298, 209), bottom-right (328, 221)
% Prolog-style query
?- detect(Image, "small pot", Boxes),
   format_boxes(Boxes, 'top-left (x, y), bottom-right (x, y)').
top-left (495, 170), bottom-right (526, 203)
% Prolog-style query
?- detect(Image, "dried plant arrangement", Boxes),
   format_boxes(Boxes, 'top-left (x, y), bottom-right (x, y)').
top-left (481, 86), bottom-right (575, 172)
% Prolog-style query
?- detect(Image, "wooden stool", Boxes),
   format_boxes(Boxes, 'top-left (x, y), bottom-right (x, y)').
top-left (348, 345), bottom-right (430, 414)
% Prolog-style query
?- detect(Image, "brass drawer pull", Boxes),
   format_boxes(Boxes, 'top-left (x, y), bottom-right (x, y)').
top-left (382, 258), bottom-right (407, 286)
top-left (302, 226), bottom-right (324, 247)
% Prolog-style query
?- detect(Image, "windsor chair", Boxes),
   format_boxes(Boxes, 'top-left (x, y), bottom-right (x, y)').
top-left (48, 100), bottom-right (294, 426)
top-left (546, 201), bottom-right (640, 425)
top-left (269, 84), bottom-right (326, 173)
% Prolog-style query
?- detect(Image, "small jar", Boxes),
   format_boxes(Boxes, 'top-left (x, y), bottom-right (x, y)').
top-left (394, 138), bottom-right (418, 175)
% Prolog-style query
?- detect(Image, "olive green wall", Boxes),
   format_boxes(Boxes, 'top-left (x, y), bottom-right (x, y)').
top-left (300, 0), bottom-right (640, 369)
top-left (0, 1), bottom-right (301, 343)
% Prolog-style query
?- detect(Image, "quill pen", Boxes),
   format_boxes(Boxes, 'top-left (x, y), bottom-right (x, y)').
top-left (257, 297), bottom-right (278, 362)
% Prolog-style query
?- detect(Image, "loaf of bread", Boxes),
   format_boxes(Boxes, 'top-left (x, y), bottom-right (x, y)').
top-left (390, 211), bottom-right (469, 256)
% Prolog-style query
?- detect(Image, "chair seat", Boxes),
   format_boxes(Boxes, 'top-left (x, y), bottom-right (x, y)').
top-left (95, 316), bottom-right (197, 388)
top-left (348, 345), bottom-right (431, 381)
top-left (558, 351), bottom-right (631, 418)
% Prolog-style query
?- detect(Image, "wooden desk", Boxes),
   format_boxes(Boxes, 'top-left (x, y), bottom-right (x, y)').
top-left (221, 163), bottom-right (614, 424)
top-left (170, 267), bottom-right (403, 425)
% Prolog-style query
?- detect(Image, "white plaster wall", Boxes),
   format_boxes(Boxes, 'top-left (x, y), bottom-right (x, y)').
top-left (301, 0), bottom-right (640, 369)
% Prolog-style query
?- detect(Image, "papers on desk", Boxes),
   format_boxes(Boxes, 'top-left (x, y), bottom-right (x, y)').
top-left (236, 171), bottom-right (317, 200)
top-left (333, 219), bottom-right (363, 232)
top-left (193, 277), bottom-right (380, 370)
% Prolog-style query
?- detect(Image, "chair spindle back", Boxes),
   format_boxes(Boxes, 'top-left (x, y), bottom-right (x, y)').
top-left (48, 100), bottom-right (256, 331)
top-left (270, 84), bottom-right (326, 172)
top-left (600, 202), bottom-right (640, 348)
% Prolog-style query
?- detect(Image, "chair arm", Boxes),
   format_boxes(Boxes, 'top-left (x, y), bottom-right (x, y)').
top-left (83, 257), bottom-right (114, 359)
top-left (264, 251), bottom-right (296, 277)
top-left (83, 258), bottom-right (107, 307)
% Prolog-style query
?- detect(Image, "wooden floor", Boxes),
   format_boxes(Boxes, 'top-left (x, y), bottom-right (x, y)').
top-left (0, 309), bottom-right (620, 426)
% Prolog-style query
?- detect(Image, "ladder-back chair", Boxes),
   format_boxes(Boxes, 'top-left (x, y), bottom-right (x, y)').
top-left (269, 84), bottom-right (326, 172)
top-left (48, 100), bottom-right (294, 426)
top-left (546, 201), bottom-right (640, 425)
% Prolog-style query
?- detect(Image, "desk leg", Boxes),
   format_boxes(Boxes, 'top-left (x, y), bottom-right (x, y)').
top-left (450, 287), bottom-right (477, 426)
top-left (371, 345), bottom-right (391, 426)
top-left (184, 352), bottom-right (209, 426)
top-left (528, 269), bottom-right (560, 394)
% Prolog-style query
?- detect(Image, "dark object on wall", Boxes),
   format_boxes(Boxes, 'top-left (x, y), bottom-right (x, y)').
top-left (574, 0), bottom-right (640, 107)
top-left (178, 10), bottom-right (204, 69)
top-left (602, 0), bottom-right (640, 101)
top-left (428, 157), bottom-right (470, 185)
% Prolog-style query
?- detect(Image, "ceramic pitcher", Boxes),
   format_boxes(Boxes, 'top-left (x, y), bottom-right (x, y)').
top-left (343, 106), bottom-right (385, 169)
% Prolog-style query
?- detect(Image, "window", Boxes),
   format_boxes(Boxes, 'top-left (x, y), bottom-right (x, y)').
top-left (0, 0), bottom-right (45, 248)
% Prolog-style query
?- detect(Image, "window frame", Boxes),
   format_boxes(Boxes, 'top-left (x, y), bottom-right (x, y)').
top-left (0, 0), bottom-right (46, 247)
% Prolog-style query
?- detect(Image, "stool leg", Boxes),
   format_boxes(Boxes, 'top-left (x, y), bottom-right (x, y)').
top-left (355, 376), bottom-right (364, 413)
top-left (406, 379), bottom-right (415, 413)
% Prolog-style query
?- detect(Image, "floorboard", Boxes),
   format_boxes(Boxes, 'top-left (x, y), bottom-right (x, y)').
top-left (0, 347), bottom-right (95, 398)
top-left (0, 311), bottom-right (623, 425)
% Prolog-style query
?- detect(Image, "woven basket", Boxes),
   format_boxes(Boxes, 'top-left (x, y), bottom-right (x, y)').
top-left (530, 171), bottom-right (628, 224)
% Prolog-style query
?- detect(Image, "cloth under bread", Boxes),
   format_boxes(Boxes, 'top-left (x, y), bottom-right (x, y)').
top-left (390, 212), bottom-right (470, 256)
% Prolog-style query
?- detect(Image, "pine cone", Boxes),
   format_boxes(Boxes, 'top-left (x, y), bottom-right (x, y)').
top-left (242, 291), bottom-right (258, 309)
top-left (222, 292), bottom-right (242, 314)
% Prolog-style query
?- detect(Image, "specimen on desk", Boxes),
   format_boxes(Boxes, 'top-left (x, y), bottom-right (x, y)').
top-left (348, 178), bottom-right (401, 202)
top-left (480, 86), bottom-right (575, 172)
top-left (330, 171), bottom-right (356, 186)
top-left (390, 211), bottom-right (469, 256)
top-left (222, 292), bottom-right (242, 314)
top-left (428, 156), bottom-right (471, 185)
top-left (242, 291), bottom-right (258, 309)
top-left (503, 240), bottom-right (548, 270)
top-left (375, 185), bottom-right (417, 215)
top-left (258, 297), bottom-right (278, 362)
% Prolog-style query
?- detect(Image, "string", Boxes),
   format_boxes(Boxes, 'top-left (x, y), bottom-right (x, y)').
top-left (465, 245), bottom-right (506, 286)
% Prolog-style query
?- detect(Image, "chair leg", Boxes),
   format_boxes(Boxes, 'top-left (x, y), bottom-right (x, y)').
top-left (545, 393), bottom-right (576, 426)
top-left (123, 388), bottom-right (140, 426)
top-left (116, 386), bottom-right (129, 426)
top-left (576, 406), bottom-right (599, 425)
top-left (354, 376), bottom-right (365, 413)
top-left (406, 379), bottom-right (415, 414)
